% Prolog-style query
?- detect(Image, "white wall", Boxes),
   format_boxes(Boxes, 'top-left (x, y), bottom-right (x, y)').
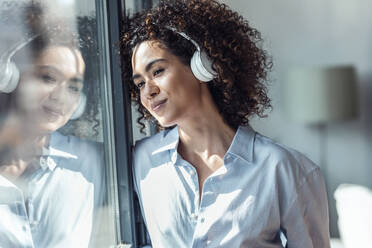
top-left (222, 0), bottom-right (372, 237)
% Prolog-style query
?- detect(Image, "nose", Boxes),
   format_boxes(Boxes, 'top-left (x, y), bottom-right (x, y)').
top-left (49, 83), bottom-right (69, 104)
top-left (143, 80), bottom-right (160, 100)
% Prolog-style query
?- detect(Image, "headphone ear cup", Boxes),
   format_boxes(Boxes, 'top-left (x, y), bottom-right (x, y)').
top-left (1, 35), bottom-right (40, 93)
top-left (165, 26), bottom-right (217, 82)
top-left (0, 61), bottom-right (20, 93)
top-left (69, 92), bottom-right (87, 120)
top-left (190, 50), bottom-right (216, 82)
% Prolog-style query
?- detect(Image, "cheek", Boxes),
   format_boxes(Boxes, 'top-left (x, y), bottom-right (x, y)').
top-left (140, 94), bottom-right (150, 111)
top-left (64, 94), bottom-right (80, 113)
top-left (16, 79), bottom-right (49, 110)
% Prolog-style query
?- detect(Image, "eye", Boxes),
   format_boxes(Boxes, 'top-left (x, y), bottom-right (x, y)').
top-left (40, 74), bottom-right (57, 84)
top-left (136, 81), bottom-right (145, 89)
top-left (153, 68), bottom-right (164, 77)
top-left (69, 85), bottom-right (81, 93)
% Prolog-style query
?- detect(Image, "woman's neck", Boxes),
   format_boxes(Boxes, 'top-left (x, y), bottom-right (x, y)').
top-left (1, 110), bottom-right (50, 148)
top-left (176, 85), bottom-right (236, 163)
top-left (178, 119), bottom-right (235, 160)
top-left (176, 89), bottom-right (236, 195)
top-left (0, 112), bottom-right (50, 176)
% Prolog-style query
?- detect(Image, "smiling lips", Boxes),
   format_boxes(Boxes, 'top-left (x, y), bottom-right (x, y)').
top-left (43, 106), bottom-right (64, 117)
top-left (151, 99), bottom-right (167, 112)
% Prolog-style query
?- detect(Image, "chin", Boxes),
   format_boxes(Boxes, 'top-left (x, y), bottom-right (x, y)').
top-left (156, 117), bottom-right (176, 128)
top-left (37, 126), bottom-right (58, 135)
top-left (38, 122), bottom-right (66, 134)
top-left (154, 112), bottom-right (182, 127)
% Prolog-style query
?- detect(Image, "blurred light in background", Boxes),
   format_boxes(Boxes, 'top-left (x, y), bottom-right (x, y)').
top-left (284, 65), bottom-right (358, 124)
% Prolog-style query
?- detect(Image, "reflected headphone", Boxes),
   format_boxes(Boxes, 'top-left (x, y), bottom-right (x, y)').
top-left (0, 35), bottom-right (86, 120)
top-left (166, 27), bottom-right (217, 82)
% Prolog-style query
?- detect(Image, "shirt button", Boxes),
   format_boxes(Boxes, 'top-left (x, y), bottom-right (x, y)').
top-left (225, 154), bottom-right (233, 163)
top-left (190, 213), bottom-right (198, 221)
top-left (47, 157), bottom-right (56, 168)
top-left (30, 221), bottom-right (39, 228)
top-left (40, 157), bottom-right (46, 167)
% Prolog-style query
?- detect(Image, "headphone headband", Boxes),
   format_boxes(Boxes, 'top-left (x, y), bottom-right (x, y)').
top-left (166, 26), bottom-right (200, 51)
top-left (165, 26), bottom-right (216, 82)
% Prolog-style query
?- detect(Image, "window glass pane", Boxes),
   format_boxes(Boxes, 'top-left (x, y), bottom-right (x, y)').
top-left (0, 1), bottom-right (121, 247)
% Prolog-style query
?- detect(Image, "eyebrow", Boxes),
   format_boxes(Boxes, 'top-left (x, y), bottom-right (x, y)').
top-left (132, 58), bottom-right (166, 81)
top-left (69, 78), bottom-right (84, 85)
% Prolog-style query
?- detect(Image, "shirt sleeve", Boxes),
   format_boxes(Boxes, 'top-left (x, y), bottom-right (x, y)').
top-left (281, 168), bottom-right (331, 248)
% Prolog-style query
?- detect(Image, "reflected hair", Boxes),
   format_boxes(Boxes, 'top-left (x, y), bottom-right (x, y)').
top-left (0, 2), bottom-right (101, 137)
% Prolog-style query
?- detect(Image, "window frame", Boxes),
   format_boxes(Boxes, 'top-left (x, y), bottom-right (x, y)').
top-left (98, 0), bottom-right (155, 246)
top-left (97, 0), bottom-right (138, 246)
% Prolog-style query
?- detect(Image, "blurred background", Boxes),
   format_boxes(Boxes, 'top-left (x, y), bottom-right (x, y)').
top-left (220, 0), bottom-right (372, 246)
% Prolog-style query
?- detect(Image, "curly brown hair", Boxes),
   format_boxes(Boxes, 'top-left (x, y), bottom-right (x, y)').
top-left (121, 0), bottom-right (272, 133)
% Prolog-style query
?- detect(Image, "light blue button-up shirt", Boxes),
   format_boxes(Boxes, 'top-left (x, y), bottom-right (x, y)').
top-left (133, 125), bottom-right (330, 248)
top-left (0, 131), bottom-right (104, 248)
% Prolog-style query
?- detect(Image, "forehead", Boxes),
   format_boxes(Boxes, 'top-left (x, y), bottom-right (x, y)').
top-left (131, 41), bottom-right (169, 71)
top-left (35, 45), bottom-right (85, 76)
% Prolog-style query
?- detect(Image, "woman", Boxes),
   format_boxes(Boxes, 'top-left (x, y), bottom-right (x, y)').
top-left (121, 0), bottom-right (330, 247)
top-left (0, 8), bottom-right (104, 247)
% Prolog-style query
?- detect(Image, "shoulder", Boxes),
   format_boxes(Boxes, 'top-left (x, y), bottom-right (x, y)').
top-left (51, 131), bottom-right (102, 156)
top-left (50, 132), bottom-right (105, 205)
top-left (248, 130), bottom-right (323, 197)
top-left (253, 132), bottom-right (319, 176)
top-left (50, 132), bottom-right (104, 175)
top-left (251, 131), bottom-right (327, 214)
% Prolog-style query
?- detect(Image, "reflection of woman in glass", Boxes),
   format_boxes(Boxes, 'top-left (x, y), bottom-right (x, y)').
top-left (0, 10), bottom-right (103, 248)
top-left (121, 0), bottom-right (330, 247)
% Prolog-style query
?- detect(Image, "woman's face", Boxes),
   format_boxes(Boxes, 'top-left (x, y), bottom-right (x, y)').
top-left (15, 45), bottom-right (85, 133)
top-left (131, 41), bottom-right (203, 127)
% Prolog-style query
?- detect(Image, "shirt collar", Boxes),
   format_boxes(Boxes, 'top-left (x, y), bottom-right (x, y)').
top-left (152, 125), bottom-right (255, 165)
top-left (151, 126), bottom-right (179, 155)
top-left (225, 125), bottom-right (255, 163)
top-left (39, 132), bottom-right (78, 171)
top-left (150, 126), bottom-right (179, 165)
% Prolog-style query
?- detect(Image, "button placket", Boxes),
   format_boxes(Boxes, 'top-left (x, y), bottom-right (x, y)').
top-left (47, 156), bottom-right (56, 170)
top-left (39, 156), bottom-right (47, 169)
top-left (27, 176), bottom-right (40, 230)
top-left (193, 172), bottom-right (201, 225)
top-left (185, 166), bottom-right (199, 209)
top-left (190, 212), bottom-right (198, 223)
top-left (16, 201), bottom-right (27, 217)
top-left (171, 151), bottom-right (177, 164)
top-left (206, 238), bottom-right (212, 246)
top-left (27, 200), bottom-right (37, 226)
top-left (16, 200), bottom-right (32, 235)
top-left (199, 216), bottom-right (205, 223)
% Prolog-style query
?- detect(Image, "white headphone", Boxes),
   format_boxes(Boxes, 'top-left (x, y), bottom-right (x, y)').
top-left (0, 35), bottom-right (86, 120)
top-left (69, 92), bottom-right (86, 120)
top-left (166, 27), bottom-right (217, 82)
